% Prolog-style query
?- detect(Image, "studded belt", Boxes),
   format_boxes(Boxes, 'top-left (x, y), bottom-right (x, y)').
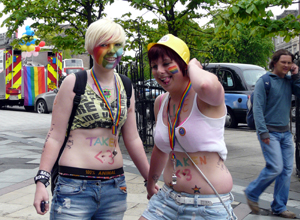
top-left (161, 184), bottom-right (233, 206)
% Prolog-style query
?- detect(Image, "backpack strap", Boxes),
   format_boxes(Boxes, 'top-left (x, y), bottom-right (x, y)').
top-left (261, 74), bottom-right (271, 95)
top-left (118, 73), bottom-right (132, 108)
top-left (51, 70), bottom-right (87, 193)
top-left (55, 71), bottom-right (86, 163)
top-left (63, 70), bottom-right (87, 146)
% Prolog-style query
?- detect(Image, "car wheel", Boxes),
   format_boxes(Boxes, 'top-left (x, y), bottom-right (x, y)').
top-left (225, 108), bottom-right (238, 128)
top-left (36, 99), bottom-right (48, 114)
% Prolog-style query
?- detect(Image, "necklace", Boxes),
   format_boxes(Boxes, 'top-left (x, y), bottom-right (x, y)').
top-left (167, 81), bottom-right (191, 185)
top-left (91, 68), bottom-right (121, 157)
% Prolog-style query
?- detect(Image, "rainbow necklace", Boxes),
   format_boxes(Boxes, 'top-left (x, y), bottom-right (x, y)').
top-left (167, 81), bottom-right (191, 185)
top-left (91, 68), bottom-right (121, 157)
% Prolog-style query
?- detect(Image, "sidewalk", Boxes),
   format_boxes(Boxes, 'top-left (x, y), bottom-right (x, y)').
top-left (0, 171), bottom-right (163, 220)
top-left (0, 109), bottom-right (299, 219)
top-left (0, 171), bottom-right (294, 220)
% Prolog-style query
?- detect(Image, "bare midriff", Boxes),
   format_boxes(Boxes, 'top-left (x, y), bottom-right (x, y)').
top-left (59, 127), bottom-right (123, 170)
top-left (163, 151), bottom-right (233, 195)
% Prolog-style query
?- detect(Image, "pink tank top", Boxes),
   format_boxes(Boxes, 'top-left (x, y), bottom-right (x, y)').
top-left (154, 94), bottom-right (228, 161)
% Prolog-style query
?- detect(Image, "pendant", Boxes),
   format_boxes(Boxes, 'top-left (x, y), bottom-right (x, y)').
top-left (112, 149), bottom-right (118, 158)
top-left (172, 173), bottom-right (177, 185)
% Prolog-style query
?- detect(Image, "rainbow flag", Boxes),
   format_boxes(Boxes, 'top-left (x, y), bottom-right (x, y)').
top-left (168, 65), bottom-right (178, 74)
top-left (23, 66), bottom-right (46, 106)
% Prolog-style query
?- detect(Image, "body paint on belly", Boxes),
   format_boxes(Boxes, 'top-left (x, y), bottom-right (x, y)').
top-left (86, 137), bottom-right (114, 147)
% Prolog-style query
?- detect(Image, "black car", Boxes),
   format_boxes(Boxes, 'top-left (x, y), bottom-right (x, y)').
top-left (205, 63), bottom-right (266, 128)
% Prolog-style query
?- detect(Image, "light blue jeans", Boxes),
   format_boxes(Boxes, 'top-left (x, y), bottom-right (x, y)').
top-left (50, 175), bottom-right (127, 220)
top-left (245, 131), bottom-right (294, 214)
top-left (142, 184), bottom-right (237, 220)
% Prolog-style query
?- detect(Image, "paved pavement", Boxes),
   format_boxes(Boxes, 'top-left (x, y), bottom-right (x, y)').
top-left (0, 108), bottom-right (300, 219)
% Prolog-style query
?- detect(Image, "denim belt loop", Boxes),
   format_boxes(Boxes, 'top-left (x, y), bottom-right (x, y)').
top-left (82, 180), bottom-right (87, 190)
top-left (167, 188), bottom-right (172, 199)
top-left (113, 177), bottom-right (118, 188)
top-left (230, 192), bottom-right (234, 201)
top-left (194, 195), bottom-right (199, 207)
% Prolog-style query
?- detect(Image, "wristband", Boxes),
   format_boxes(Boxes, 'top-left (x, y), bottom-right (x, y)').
top-left (35, 178), bottom-right (50, 187)
top-left (144, 180), bottom-right (148, 187)
top-left (36, 170), bottom-right (51, 178)
top-left (34, 170), bottom-right (51, 187)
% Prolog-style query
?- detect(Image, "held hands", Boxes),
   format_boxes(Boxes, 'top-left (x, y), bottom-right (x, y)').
top-left (291, 64), bottom-right (299, 75)
top-left (147, 183), bottom-right (160, 200)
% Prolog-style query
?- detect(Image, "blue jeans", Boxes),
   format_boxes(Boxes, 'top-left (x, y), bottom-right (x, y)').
top-left (50, 175), bottom-right (127, 220)
top-left (142, 184), bottom-right (237, 220)
top-left (245, 131), bottom-right (294, 214)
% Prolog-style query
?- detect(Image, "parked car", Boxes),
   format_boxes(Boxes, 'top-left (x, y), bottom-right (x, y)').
top-left (205, 63), bottom-right (266, 128)
top-left (144, 79), bottom-right (164, 99)
top-left (136, 78), bottom-right (165, 100)
top-left (34, 88), bottom-right (58, 113)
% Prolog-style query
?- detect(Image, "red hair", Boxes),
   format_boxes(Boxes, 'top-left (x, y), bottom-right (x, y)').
top-left (148, 45), bottom-right (187, 76)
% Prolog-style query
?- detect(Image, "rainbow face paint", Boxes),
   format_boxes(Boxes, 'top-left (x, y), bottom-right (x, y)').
top-left (93, 43), bottom-right (124, 69)
top-left (168, 65), bottom-right (179, 74)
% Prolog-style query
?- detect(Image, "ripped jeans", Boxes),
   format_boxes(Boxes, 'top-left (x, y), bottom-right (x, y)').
top-left (50, 175), bottom-right (127, 220)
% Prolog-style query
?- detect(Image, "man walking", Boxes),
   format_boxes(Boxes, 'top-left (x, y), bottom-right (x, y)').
top-left (244, 49), bottom-right (300, 218)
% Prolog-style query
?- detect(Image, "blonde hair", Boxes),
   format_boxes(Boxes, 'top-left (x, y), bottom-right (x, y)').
top-left (85, 18), bottom-right (126, 54)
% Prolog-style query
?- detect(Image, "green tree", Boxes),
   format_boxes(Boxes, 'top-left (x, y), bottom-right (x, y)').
top-left (119, 0), bottom-right (274, 68)
top-left (214, 0), bottom-right (300, 43)
top-left (0, 0), bottom-right (282, 68)
top-left (119, 0), bottom-right (219, 60)
top-left (206, 26), bottom-right (274, 68)
top-left (0, 0), bottom-right (113, 66)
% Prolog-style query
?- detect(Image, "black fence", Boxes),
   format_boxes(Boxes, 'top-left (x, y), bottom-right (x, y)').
top-left (116, 58), bottom-right (164, 149)
top-left (293, 52), bottom-right (300, 177)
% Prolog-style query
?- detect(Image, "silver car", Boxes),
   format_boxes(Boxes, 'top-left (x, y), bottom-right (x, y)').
top-left (34, 88), bottom-right (58, 113)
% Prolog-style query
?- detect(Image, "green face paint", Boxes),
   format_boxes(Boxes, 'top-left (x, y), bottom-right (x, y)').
top-left (93, 43), bottom-right (124, 69)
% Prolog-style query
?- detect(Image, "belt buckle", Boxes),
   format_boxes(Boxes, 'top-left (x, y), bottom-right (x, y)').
top-left (175, 194), bottom-right (182, 205)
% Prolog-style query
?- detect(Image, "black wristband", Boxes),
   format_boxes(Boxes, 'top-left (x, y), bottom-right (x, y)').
top-left (144, 180), bottom-right (148, 187)
top-left (34, 170), bottom-right (51, 187)
top-left (36, 170), bottom-right (51, 178)
top-left (35, 178), bottom-right (50, 187)
top-left (34, 175), bottom-right (49, 183)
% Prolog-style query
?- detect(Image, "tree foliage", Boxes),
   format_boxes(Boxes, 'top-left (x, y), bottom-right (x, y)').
top-left (118, 0), bottom-right (275, 68)
top-left (0, 0), bottom-right (285, 68)
top-left (204, 25), bottom-right (274, 68)
top-left (0, 0), bottom-right (113, 54)
top-left (214, 0), bottom-right (300, 43)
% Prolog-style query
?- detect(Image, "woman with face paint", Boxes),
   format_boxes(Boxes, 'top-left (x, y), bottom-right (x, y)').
top-left (33, 18), bottom-right (152, 219)
top-left (139, 34), bottom-right (237, 220)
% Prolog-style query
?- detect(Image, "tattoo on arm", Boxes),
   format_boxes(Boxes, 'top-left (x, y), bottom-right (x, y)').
top-left (152, 174), bottom-right (159, 183)
top-left (42, 124), bottom-right (55, 153)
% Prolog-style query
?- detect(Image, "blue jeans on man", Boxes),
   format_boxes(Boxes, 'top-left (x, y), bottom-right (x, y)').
top-left (245, 131), bottom-right (294, 214)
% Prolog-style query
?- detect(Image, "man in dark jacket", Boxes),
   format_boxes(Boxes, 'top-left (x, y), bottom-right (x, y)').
top-left (244, 49), bottom-right (300, 218)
